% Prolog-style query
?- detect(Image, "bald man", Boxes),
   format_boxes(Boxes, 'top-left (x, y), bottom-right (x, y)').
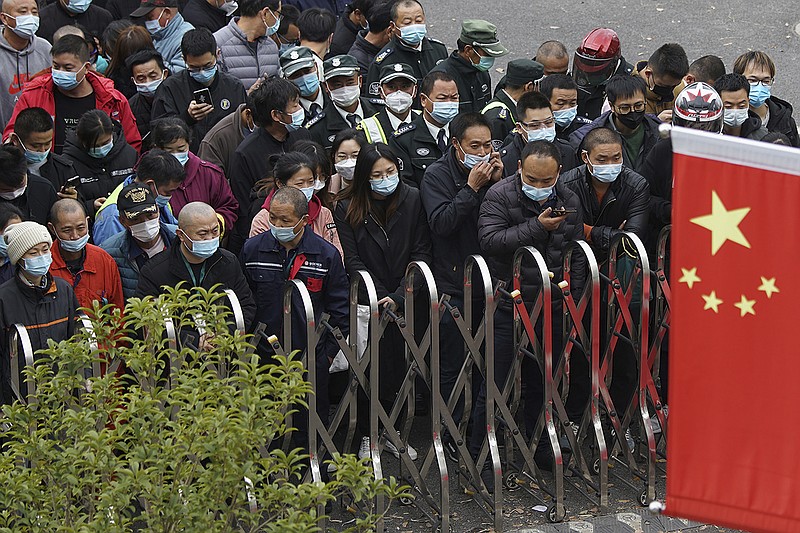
top-left (535, 40), bottom-right (569, 76)
top-left (0, 0), bottom-right (52, 128)
top-left (135, 201), bottom-right (255, 330)
top-left (48, 198), bottom-right (124, 310)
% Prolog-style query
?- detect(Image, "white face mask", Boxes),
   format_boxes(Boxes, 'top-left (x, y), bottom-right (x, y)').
top-left (0, 184), bottom-right (26, 200)
top-left (383, 90), bottom-right (414, 114)
top-left (130, 217), bottom-right (160, 241)
top-left (335, 158), bottom-right (357, 181)
top-left (329, 85), bottom-right (361, 107)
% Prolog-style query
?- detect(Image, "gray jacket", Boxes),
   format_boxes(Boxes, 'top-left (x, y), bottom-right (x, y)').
top-left (0, 30), bottom-right (51, 128)
top-left (214, 18), bottom-right (279, 90)
top-left (152, 12), bottom-right (194, 73)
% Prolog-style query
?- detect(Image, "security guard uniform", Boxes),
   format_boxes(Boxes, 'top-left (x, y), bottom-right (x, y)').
top-left (365, 36), bottom-right (448, 98)
top-left (358, 62), bottom-right (420, 143)
top-left (482, 89), bottom-right (518, 148)
top-left (279, 46), bottom-right (331, 126)
top-left (389, 112), bottom-right (444, 187)
top-left (430, 51), bottom-right (492, 114)
top-left (306, 97), bottom-right (383, 151)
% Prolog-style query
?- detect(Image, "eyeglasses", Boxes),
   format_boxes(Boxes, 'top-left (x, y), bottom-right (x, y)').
top-left (519, 117), bottom-right (555, 129)
top-left (186, 62), bottom-right (217, 74)
top-left (747, 77), bottom-right (773, 87)
top-left (614, 102), bottom-right (646, 114)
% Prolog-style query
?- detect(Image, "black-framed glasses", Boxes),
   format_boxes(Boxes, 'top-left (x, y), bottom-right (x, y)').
top-left (615, 102), bottom-right (646, 114)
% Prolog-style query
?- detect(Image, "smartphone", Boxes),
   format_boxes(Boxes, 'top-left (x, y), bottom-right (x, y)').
top-left (61, 176), bottom-right (81, 191)
top-left (192, 87), bottom-right (213, 107)
top-left (550, 208), bottom-right (577, 217)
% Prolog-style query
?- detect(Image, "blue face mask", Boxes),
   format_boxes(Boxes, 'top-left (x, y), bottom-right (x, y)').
top-left (173, 151), bottom-right (189, 166)
top-left (94, 55), bottom-right (109, 75)
top-left (89, 139), bottom-right (113, 159)
top-left (457, 142), bottom-right (490, 169)
top-left (293, 72), bottom-right (320, 97)
top-left (473, 52), bottom-right (494, 72)
top-left (298, 185), bottom-right (314, 203)
top-left (22, 252), bottom-right (52, 276)
top-left (521, 180), bottom-right (555, 202)
top-left (190, 65), bottom-right (217, 85)
top-left (369, 173), bottom-right (400, 196)
top-left (265, 9), bottom-right (281, 36)
top-left (184, 235), bottom-right (219, 259)
top-left (525, 125), bottom-right (556, 143)
top-left (154, 192), bottom-right (171, 207)
top-left (749, 83), bottom-right (771, 108)
top-left (429, 101), bottom-right (459, 125)
top-left (279, 42), bottom-right (296, 55)
top-left (398, 23), bottom-right (426, 46)
top-left (270, 218), bottom-right (304, 243)
top-left (19, 139), bottom-right (48, 164)
top-left (553, 106), bottom-right (577, 128)
top-left (64, 0), bottom-right (91, 14)
top-left (52, 66), bottom-right (85, 91)
top-left (283, 108), bottom-right (306, 132)
top-left (135, 75), bottom-right (164, 97)
top-left (589, 161), bottom-right (622, 183)
top-left (0, 234), bottom-right (8, 259)
top-left (60, 233), bottom-right (90, 253)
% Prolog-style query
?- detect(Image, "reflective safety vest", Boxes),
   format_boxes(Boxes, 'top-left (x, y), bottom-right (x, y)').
top-left (359, 115), bottom-right (388, 144)
top-left (481, 100), bottom-right (517, 125)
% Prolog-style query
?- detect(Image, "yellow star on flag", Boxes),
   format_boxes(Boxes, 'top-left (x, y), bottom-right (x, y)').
top-left (678, 267), bottom-right (701, 289)
top-left (702, 291), bottom-right (723, 313)
top-left (733, 295), bottom-right (756, 317)
top-left (758, 277), bottom-right (779, 299)
top-left (690, 191), bottom-right (751, 255)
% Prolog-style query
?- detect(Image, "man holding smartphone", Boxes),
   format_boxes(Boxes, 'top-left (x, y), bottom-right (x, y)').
top-left (151, 27), bottom-right (246, 153)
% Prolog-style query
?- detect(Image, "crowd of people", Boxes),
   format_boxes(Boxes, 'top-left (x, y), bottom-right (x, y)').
top-left (0, 0), bottom-right (796, 485)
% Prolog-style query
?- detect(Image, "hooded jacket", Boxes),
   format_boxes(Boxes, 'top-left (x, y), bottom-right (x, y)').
top-left (765, 96), bottom-right (799, 147)
top-left (198, 102), bottom-right (247, 175)
top-left (0, 30), bottom-right (51, 129)
top-left (2, 70), bottom-right (142, 153)
top-left (150, 12), bottom-right (195, 73)
top-left (568, 110), bottom-right (661, 173)
top-left (214, 18), bottom-right (280, 90)
top-left (62, 126), bottom-right (138, 217)
top-left (168, 151), bottom-right (239, 232)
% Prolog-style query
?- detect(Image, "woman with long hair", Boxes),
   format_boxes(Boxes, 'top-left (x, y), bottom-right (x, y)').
top-left (105, 25), bottom-right (155, 99)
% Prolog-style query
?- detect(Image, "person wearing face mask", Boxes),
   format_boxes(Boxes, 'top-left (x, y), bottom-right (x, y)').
top-left (429, 20), bottom-right (507, 115)
top-left (127, 49), bottom-right (169, 150)
top-left (99, 182), bottom-right (178, 299)
top-left (472, 141), bottom-right (583, 486)
top-left (249, 151), bottom-right (342, 258)
top-left (0, 205), bottom-right (24, 285)
top-left (270, 4), bottom-right (299, 55)
top-left (93, 149), bottom-right (181, 245)
top-left (347, 0), bottom-right (392, 79)
top-left (334, 142), bottom-right (430, 462)
top-left (539, 74), bottom-right (592, 141)
top-left (499, 92), bottom-right (578, 176)
top-left (151, 28), bottom-right (248, 154)
top-left (0, 0), bottom-right (51, 130)
top-left (3, 35), bottom-right (142, 155)
top-left (131, 0), bottom-right (195, 73)
top-left (389, 71), bottom-right (458, 187)
top-left (198, 100), bottom-right (255, 176)
top-left (242, 186), bottom-right (348, 448)
top-left (63, 110), bottom-right (138, 218)
top-left (481, 59), bottom-right (543, 147)
top-left (632, 43), bottom-right (688, 123)
top-left (0, 145), bottom-right (58, 225)
top-left (36, 0), bottom-right (112, 45)
top-left (357, 62), bottom-right (418, 144)
top-left (48, 198), bottom-right (124, 310)
top-left (228, 76), bottom-right (311, 252)
top-left (733, 50), bottom-right (799, 147)
top-left (365, 0), bottom-right (446, 101)
top-left (183, 0), bottom-right (237, 33)
top-left (10, 108), bottom-right (79, 194)
top-left (150, 117), bottom-right (239, 235)
top-left (135, 201), bottom-right (255, 324)
top-left (713, 73), bottom-right (768, 141)
top-left (328, 128), bottom-right (365, 199)
top-left (0, 220), bottom-right (80, 406)
top-left (214, 0), bottom-right (281, 91)
top-left (280, 46), bottom-right (330, 124)
top-left (305, 54), bottom-right (381, 152)
top-left (296, 7), bottom-right (335, 78)
top-left (329, 0), bottom-right (372, 57)
top-left (570, 75), bottom-right (661, 173)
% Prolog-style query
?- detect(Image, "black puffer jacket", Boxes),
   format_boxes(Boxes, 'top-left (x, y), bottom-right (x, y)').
top-left (560, 164), bottom-right (650, 257)
top-left (639, 137), bottom-right (672, 257)
top-left (766, 96), bottom-right (799, 147)
top-left (0, 273), bottom-right (79, 405)
top-left (62, 126), bottom-right (138, 218)
top-left (478, 175), bottom-right (584, 304)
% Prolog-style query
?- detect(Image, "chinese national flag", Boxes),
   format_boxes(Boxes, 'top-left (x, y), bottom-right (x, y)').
top-left (667, 127), bottom-right (800, 533)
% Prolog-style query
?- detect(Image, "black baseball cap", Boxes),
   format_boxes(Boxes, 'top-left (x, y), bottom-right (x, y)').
top-left (118, 183), bottom-right (158, 220)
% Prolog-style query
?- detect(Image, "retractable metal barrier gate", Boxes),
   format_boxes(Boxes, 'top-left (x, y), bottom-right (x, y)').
top-left (9, 324), bottom-right (35, 406)
top-left (648, 226), bottom-right (671, 460)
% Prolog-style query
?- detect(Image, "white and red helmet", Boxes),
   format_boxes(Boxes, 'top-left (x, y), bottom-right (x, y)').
top-left (673, 82), bottom-right (724, 133)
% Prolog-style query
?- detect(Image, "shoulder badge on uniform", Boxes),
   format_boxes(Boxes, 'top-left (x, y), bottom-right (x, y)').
top-left (328, 134), bottom-right (336, 142)
top-left (368, 81), bottom-right (381, 96)
top-left (375, 48), bottom-right (392, 63)
top-left (416, 147), bottom-right (430, 156)
top-left (491, 139), bottom-right (504, 151)
top-left (392, 123), bottom-right (416, 137)
top-left (428, 37), bottom-right (444, 46)
top-left (305, 112), bottom-right (325, 128)
top-left (368, 98), bottom-right (386, 105)
top-left (498, 107), bottom-right (508, 119)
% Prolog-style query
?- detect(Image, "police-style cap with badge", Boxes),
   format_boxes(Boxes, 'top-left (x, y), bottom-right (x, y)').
top-left (280, 46), bottom-right (317, 77)
top-left (323, 54), bottom-right (360, 81)
top-left (379, 63), bottom-right (416, 85)
top-left (118, 183), bottom-right (158, 220)
top-left (460, 20), bottom-right (509, 56)
top-left (507, 59), bottom-right (544, 85)
top-left (130, 0), bottom-right (178, 17)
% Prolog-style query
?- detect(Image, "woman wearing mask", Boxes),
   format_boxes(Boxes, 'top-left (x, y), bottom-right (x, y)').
top-left (0, 205), bottom-right (24, 285)
top-left (249, 151), bottom-right (342, 259)
top-left (151, 118), bottom-right (239, 236)
top-left (334, 142), bottom-right (431, 461)
top-left (329, 129), bottom-right (366, 200)
top-left (291, 139), bottom-right (334, 209)
top-left (105, 25), bottom-right (155, 99)
top-left (63, 110), bottom-right (138, 218)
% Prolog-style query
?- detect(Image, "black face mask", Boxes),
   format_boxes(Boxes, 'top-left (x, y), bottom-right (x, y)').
top-left (651, 83), bottom-right (675, 103)
top-left (615, 109), bottom-right (645, 129)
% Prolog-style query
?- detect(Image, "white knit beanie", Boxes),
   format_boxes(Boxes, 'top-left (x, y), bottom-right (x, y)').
top-left (4, 221), bottom-right (53, 266)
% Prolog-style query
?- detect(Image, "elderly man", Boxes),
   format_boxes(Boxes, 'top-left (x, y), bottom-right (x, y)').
top-left (241, 186), bottom-right (348, 427)
top-left (48, 199), bottom-right (124, 311)
top-left (136, 201), bottom-right (255, 330)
